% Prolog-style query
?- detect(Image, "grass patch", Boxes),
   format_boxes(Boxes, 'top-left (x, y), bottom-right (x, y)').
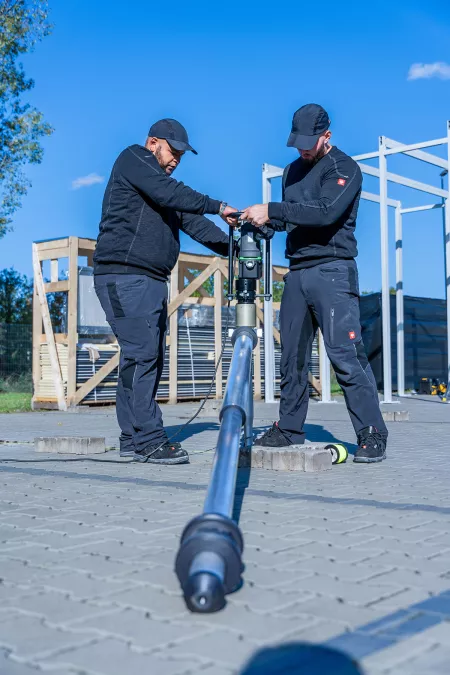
top-left (330, 366), bottom-right (343, 395)
top-left (331, 382), bottom-right (343, 395)
top-left (0, 392), bottom-right (32, 413)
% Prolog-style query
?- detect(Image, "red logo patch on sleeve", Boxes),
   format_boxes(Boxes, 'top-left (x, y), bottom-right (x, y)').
top-left (349, 331), bottom-right (356, 340)
top-left (337, 178), bottom-right (346, 186)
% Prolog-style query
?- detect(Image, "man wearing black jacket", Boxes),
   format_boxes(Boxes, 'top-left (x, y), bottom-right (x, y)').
top-left (94, 119), bottom-right (236, 464)
top-left (242, 104), bottom-right (388, 463)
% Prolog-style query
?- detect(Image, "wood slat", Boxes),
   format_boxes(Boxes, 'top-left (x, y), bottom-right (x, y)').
top-left (168, 259), bottom-right (220, 317)
top-left (78, 237), bottom-right (96, 251)
top-left (32, 282), bottom-right (42, 406)
top-left (39, 334), bottom-right (68, 344)
top-left (72, 352), bottom-right (120, 406)
top-left (35, 238), bottom-right (69, 251)
top-left (32, 247), bottom-right (67, 411)
top-left (67, 236), bottom-right (79, 405)
top-left (38, 247), bottom-right (70, 261)
top-left (44, 280), bottom-right (69, 293)
top-left (184, 268), bottom-right (211, 298)
top-left (50, 259), bottom-right (58, 282)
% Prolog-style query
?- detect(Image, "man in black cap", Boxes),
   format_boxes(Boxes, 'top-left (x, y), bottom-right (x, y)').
top-left (94, 119), bottom-right (237, 465)
top-left (242, 104), bottom-right (388, 463)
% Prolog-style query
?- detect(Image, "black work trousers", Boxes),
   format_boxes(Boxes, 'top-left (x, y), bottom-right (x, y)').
top-left (279, 260), bottom-right (387, 444)
top-left (94, 274), bottom-right (168, 452)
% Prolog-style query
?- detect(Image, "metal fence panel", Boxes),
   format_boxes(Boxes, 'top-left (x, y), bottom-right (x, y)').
top-left (0, 324), bottom-right (33, 378)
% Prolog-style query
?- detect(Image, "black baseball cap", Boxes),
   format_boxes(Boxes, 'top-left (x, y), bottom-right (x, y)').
top-left (287, 104), bottom-right (330, 151)
top-left (148, 118), bottom-right (198, 155)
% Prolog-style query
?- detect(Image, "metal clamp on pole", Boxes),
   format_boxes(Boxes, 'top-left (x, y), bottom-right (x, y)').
top-left (175, 214), bottom-right (271, 613)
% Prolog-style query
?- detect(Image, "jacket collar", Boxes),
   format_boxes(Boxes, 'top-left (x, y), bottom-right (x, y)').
top-left (130, 144), bottom-right (165, 175)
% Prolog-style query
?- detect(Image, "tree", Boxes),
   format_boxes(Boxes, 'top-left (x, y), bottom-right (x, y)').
top-left (0, 0), bottom-right (53, 237)
top-left (0, 267), bottom-right (32, 322)
top-left (0, 266), bottom-right (66, 328)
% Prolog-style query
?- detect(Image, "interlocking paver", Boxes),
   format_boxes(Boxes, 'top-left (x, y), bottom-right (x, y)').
top-left (0, 396), bottom-right (449, 674)
top-left (361, 621), bottom-right (450, 672)
top-left (0, 649), bottom-right (50, 674)
top-left (0, 561), bottom-right (67, 585)
top-left (277, 595), bottom-right (392, 627)
top-left (6, 589), bottom-right (115, 625)
top-left (40, 637), bottom-right (201, 675)
top-left (41, 570), bottom-right (136, 600)
top-left (107, 586), bottom-right (189, 620)
top-left (76, 606), bottom-right (214, 651)
top-left (163, 630), bottom-right (261, 669)
top-left (0, 613), bottom-right (95, 659)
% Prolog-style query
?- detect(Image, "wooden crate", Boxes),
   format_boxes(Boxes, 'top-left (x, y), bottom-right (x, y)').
top-left (32, 237), bottom-right (319, 410)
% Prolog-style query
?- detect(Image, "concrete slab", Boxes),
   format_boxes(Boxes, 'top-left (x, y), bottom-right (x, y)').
top-left (240, 444), bottom-right (332, 471)
top-left (382, 410), bottom-right (410, 421)
top-left (34, 436), bottom-right (106, 454)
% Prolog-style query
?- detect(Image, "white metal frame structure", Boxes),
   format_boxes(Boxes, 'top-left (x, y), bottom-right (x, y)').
top-left (262, 122), bottom-right (450, 404)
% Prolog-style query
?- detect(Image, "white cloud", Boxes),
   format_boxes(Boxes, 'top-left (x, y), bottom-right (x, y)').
top-left (71, 173), bottom-right (105, 190)
top-left (407, 62), bottom-right (450, 81)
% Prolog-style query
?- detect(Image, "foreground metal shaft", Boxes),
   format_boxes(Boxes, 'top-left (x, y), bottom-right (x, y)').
top-left (175, 328), bottom-right (256, 613)
top-left (204, 332), bottom-right (253, 516)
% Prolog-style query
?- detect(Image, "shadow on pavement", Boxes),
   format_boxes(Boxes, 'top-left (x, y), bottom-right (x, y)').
top-left (164, 421), bottom-right (220, 443)
top-left (239, 642), bottom-right (364, 674)
top-left (304, 423), bottom-right (358, 456)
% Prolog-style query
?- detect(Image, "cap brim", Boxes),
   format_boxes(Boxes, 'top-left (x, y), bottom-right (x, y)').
top-left (167, 139), bottom-right (198, 155)
top-left (287, 132), bottom-right (321, 151)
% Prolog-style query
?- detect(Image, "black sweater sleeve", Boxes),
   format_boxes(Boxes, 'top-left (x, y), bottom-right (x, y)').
top-left (268, 154), bottom-right (362, 227)
top-left (122, 146), bottom-right (221, 216)
top-left (180, 214), bottom-right (229, 257)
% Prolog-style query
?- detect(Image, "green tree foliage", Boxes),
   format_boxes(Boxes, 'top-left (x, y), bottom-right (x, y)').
top-left (260, 280), bottom-right (284, 302)
top-left (47, 290), bottom-right (66, 331)
top-left (0, 0), bottom-right (53, 237)
top-left (0, 267), bottom-right (32, 322)
top-left (0, 266), bottom-right (66, 328)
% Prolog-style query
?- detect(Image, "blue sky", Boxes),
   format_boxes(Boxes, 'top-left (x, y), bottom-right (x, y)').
top-left (1, 0), bottom-right (449, 297)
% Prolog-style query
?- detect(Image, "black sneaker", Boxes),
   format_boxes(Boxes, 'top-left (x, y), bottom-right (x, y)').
top-left (354, 426), bottom-right (387, 463)
top-left (134, 441), bottom-right (189, 465)
top-left (254, 422), bottom-right (292, 448)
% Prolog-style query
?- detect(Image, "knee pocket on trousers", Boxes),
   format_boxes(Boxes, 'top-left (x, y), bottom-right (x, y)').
top-left (121, 362), bottom-right (136, 390)
top-left (114, 317), bottom-right (159, 361)
top-left (327, 298), bottom-right (361, 348)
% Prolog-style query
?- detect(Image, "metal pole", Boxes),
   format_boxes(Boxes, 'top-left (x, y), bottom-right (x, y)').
top-left (440, 168), bottom-right (448, 301)
top-left (319, 330), bottom-right (332, 402)
top-left (445, 123), bottom-right (450, 393)
top-left (262, 165), bottom-right (275, 403)
top-left (379, 136), bottom-right (393, 403)
top-left (203, 333), bottom-right (253, 517)
top-left (244, 363), bottom-right (254, 450)
top-left (176, 328), bottom-right (255, 613)
top-left (395, 206), bottom-right (405, 397)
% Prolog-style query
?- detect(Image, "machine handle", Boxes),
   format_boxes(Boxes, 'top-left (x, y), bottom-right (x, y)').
top-left (227, 225), bottom-right (235, 301)
top-left (264, 237), bottom-right (272, 300)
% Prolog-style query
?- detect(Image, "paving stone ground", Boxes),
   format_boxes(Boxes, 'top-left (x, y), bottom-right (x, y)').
top-left (0, 394), bottom-right (449, 674)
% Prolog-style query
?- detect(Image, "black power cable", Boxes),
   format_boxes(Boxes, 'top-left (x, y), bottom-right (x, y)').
top-left (0, 301), bottom-right (232, 465)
